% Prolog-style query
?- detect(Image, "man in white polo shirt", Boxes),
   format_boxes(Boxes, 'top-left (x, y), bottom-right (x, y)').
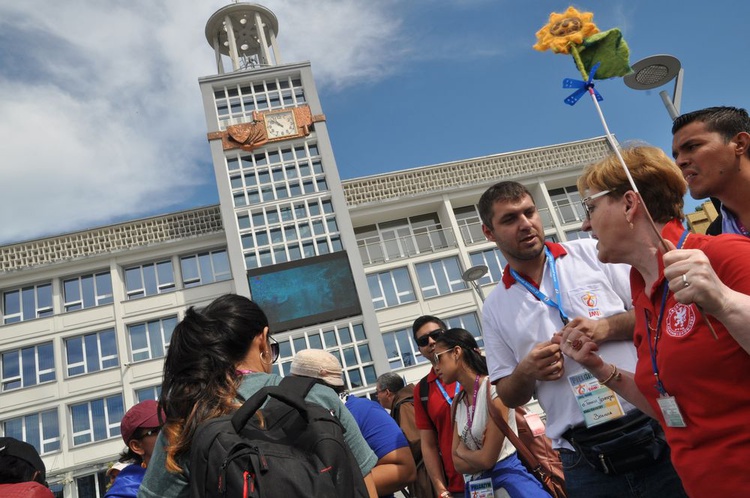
top-left (478, 181), bottom-right (686, 498)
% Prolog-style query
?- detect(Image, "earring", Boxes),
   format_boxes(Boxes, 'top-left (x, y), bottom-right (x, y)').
top-left (629, 222), bottom-right (634, 230)
top-left (260, 349), bottom-right (273, 365)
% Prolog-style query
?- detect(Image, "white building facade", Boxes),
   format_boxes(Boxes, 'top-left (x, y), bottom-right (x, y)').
top-left (0, 3), bottom-right (612, 497)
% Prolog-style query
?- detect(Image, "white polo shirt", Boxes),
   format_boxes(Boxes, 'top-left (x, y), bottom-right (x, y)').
top-left (482, 239), bottom-right (638, 450)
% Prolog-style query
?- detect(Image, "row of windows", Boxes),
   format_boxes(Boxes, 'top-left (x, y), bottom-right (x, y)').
top-left (238, 198), bottom-right (341, 269)
top-left (227, 144), bottom-right (320, 174)
top-left (1, 316), bottom-right (176, 392)
top-left (382, 312), bottom-right (483, 371)
top-left (1, 385), bottom-right (155, 458)
top-left (214, 77), bottom-right (306, 128)
top-left (356, 214), bottom-right (452, 265)
top-left (366, 249), bottom-right (504, 310)
top-left (1, 249), bottom-right (229, 325)
top-left (272, 321), bottom-right (376, 390)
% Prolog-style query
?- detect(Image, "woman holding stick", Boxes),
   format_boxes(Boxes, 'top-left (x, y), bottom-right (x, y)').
top-left (557, 145), bottom-right (750, 497)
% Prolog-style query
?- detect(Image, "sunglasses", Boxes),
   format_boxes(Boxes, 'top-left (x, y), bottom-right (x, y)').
top-left (416, 329), bottom-right (444, 348)
top-left (581, 189), bottom-right (612, 220)
top-left (268, 335), bottom-right (280, 364)
top-left (137, 427), bottom-right (161, 439)
top-left (433, 348), bottom-right (455, 364)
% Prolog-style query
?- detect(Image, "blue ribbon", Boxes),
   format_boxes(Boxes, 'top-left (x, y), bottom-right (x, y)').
top-left (563, 62), bottom-right (603, 106)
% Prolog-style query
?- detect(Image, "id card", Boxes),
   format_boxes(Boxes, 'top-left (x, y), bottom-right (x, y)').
top-left (467, 477), bottom-right (494, 498)
top-left (568, 370), bottom-right (624, 428)
top-left (657, 395), bottom-right (687, 427)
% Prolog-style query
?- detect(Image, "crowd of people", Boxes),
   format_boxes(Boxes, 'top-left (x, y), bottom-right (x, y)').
top-left (14, 105), bottom-right (750, 498)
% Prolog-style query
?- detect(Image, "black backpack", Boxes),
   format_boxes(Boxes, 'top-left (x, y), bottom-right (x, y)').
top-left (189, 376), bottom-right (369, 497)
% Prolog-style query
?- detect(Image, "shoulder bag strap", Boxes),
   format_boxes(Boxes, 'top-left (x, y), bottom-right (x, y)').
top-left (485, 380), bottom-right (543, 472)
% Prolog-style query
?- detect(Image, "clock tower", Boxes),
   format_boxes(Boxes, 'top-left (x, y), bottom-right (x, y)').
top-left (199, 2), bottom-right (388, 386)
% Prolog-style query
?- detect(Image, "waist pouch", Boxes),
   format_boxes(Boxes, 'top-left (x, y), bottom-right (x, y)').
top-left (564, 412), bottom-right (667, 475)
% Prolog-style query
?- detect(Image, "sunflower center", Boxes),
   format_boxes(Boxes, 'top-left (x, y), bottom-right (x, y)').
top-left (549, 17), bottom-right (583, 36)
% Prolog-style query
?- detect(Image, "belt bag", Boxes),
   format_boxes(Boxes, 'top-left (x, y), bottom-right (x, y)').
top-left (566, 413), bottom-right (666, 475)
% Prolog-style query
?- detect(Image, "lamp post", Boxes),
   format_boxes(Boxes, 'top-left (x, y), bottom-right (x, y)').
top-left (462, 265), bottom-right (489, 302)
top-left (623, 54), bottom-right (683, 120)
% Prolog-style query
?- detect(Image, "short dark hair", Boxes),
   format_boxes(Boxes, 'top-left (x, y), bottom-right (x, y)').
top-left (672, 106), bottom-right (750, 157)
top-left (377, 372), bottom-right (405, 393)
top-left (477, 181), bottom-right (534, 228)
top-left (412, 315), bottom-right (447, 340)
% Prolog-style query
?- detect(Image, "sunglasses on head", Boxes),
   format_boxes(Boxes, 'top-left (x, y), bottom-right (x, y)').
top-left (416, 329), bottom-right (444, 348)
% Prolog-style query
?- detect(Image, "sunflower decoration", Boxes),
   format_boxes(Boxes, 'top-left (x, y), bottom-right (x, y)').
top-left (534, 6), bottom-right (631, 81)
top-left (534, 6), bottom-right (598, 55)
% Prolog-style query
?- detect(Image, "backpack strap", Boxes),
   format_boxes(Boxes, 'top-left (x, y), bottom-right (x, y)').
top-left (231, 376), bottom-right (318, 432)
top-left (417, 376), bottom-right (436, 431)
top-left (391, 395), bottom-right (413, 422)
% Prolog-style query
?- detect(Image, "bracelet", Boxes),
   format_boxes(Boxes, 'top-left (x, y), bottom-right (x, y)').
top-left (598, 363), bottom-right (621, 385)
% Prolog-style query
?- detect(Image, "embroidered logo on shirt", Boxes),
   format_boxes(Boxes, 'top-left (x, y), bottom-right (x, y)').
top-left (666, 303), bottom-right (696, 337)
top-left (580, 291), bottom-right (602, 318)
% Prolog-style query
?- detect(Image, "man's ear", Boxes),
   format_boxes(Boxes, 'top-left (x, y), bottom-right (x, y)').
top-left (481, 224), bottom-right (495, 243)
top-left (732, 131), bottom-right (750, 157)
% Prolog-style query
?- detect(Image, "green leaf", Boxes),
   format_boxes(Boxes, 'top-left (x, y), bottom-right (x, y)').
top-left (578, 28), bottom-right (632, 79)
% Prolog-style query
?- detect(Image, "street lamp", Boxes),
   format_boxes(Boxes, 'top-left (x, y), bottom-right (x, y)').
top-left (623, 54), bottom-right (683, 120)
top-left (462, 265), bottom-right (489, 302)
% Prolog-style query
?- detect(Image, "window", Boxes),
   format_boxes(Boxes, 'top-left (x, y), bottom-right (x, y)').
top-left (382, 312), bottom-right (483, 370)
top-left (63, 271), bottom-right (113, 312)
top-left (1, 342), bottom-right (55, 391)
top-left (124, 260), bottom-right (175, 299)
top-left (65, 329), bottom-right (119, 377)
top-left (355, 214), bottom-right (452, 265)
top-left (75, 469), bottom-right (108, 498)
top-left (135, 385), bottom-right (162, 403)
top-left (128, 316), bottom-right (177, 362)
top-left (70, 394), bottom-right (124, 446)
top-left (548, 186), bottom-right (585, 224)
top-left (565, 229), bottom-right (592, 241)
top-left (454, 205), bottom-right (486, 245)
top-left (2, 408), bottom-right (60, 455)
top-left (180, 249), bottom-right (231, 287)
top-left (273, 322), bottom-right (375, 389)
top-left (469, 248), bottom-right (508, 286)
top-left (2, 283), bottom-right (53, 324)
top-left (415, 257), bottom-right (467, 298)
top-left (367, 267), bottom-right (416, 309)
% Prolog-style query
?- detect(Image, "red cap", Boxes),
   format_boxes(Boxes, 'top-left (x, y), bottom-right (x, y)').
top-left (120, 400), bottom-right (163, 444)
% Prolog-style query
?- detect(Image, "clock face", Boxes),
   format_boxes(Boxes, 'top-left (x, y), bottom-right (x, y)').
top-left (264, 111), bottom-right (297, 139)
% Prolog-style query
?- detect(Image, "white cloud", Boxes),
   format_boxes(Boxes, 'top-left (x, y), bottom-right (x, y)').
top-left (0, 0), bottom-right (407, 244)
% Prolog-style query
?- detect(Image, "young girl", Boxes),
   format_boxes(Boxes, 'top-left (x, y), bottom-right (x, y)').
top-left (433, 328), bottom-right (548, 498)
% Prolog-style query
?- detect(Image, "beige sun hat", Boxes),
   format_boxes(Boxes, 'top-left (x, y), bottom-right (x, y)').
top-left (290, 349), bottom-right (344, 387)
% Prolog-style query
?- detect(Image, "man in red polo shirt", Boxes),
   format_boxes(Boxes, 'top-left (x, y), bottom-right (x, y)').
top-left (412, 315), bottom-right (464, 498)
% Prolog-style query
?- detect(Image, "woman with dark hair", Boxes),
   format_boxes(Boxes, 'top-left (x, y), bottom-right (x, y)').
top-left (433, 329), bottom-right (548, 498)
top-left (558, 145), bottom-right (750, 497)
top-left (137, 294), bottom-right (378, 498)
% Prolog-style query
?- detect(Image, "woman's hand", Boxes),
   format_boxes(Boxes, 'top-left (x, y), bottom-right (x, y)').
top-left (663, 240), bottom-right (728, 316)
top-left (552, 326), bottom-right (604, 372)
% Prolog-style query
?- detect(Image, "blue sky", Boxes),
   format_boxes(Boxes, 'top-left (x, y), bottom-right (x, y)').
top-left (0, 1), bottom-right (747, 244)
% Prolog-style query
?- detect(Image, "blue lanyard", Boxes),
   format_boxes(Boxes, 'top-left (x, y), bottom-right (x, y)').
top-left (435, 378), bottom-right (460, 406)
top-left (645, 229), bottom-right (689, 396)
top-left (510, 246), bottom-right (570, 326)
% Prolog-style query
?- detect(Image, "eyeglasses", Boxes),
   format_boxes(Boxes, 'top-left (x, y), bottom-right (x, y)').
top-left (376, 388), bottom-right (389, 395)
top-left (581, 190), bottom-right (612, 220)
top-left (433, 348), bottom-right (454, 364)
top-left (268, 335), bottom-right (280, 364)
top-left (416, 329), bottom-right (444, 348)
top-left (138, 427), bottom-right (160, 439)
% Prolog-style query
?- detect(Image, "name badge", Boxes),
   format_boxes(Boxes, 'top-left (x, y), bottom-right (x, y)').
top-left (467, 477), bottom-right (494, 498)
top-left (568, 370), bottom-right (624, 428)
top-left (657, 395), bottom-right (687, 428)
